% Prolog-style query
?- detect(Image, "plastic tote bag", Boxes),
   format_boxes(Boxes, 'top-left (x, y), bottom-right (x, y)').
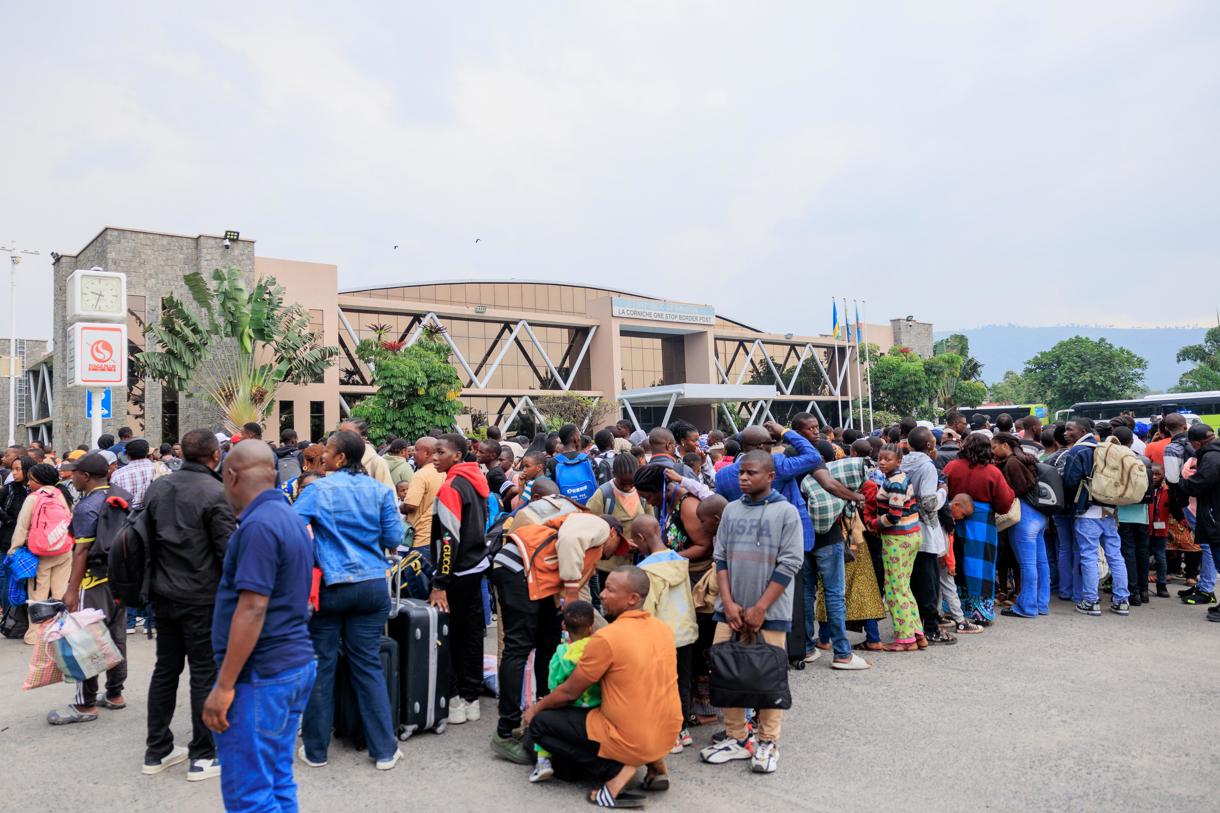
top-left (23, 620), bottom-right (64, 691)
top-left (44, 609), bottom-right (125, 683)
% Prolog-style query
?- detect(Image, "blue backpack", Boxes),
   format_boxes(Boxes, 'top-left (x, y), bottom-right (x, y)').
top-left (553, 452), bottom-right (598, 505)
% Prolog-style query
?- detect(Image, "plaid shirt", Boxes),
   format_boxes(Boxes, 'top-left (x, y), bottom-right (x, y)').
top-left (111, 458), bottom-right (157, 509)
top-left (801, 457), bottom-right (868, 534)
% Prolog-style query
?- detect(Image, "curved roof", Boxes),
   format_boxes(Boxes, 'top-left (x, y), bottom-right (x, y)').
top-left (340, 278), bottom-right (760, 332)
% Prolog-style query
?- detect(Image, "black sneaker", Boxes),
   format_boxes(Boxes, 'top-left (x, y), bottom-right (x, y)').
top-left (1182, 591), bottom-right (1217, 606)
top-left (1110, 601), bottom-right (1130, 616)
top-left (1129, 594), bottom-right (1142, 607)
top-left (1075, 600), bottom-right (1101, 616)
top-left (1155, 585), bottom-right (1170, 598)
top-left (1139, 591), bottom-right (1150, 604)
top-left (1179, 585), bottom-right (1198, 598)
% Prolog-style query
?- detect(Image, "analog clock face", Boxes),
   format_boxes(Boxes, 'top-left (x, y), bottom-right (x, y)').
top-left (80, 275), bottom-right (123, 314)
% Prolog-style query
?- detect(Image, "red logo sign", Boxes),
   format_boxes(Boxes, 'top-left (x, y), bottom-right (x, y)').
top-left (90, 339), bottom-right (114, 364)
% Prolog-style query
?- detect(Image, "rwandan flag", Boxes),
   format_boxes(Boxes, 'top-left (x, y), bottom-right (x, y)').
top-left (855, 302), bottom-right (863, 343)
top-left (832, 300), bottom-right (841, 340)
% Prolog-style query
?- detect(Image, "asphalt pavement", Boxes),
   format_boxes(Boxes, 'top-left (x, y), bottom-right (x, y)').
top-left (1, 593), bottom-right (1216, 812)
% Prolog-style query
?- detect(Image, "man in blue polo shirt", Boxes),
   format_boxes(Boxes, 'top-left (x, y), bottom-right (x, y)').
top-left (203, 441), bottom-right (315, 812)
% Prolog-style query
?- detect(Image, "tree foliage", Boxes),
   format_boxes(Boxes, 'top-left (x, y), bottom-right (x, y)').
top-left (1022, 336), bottom-right (1147, 412)
top-left (533, 394), bottom-right (617, 432)
top-left (1174, 326), bottom-right (1220, 392)
top-left (988, 370), bottom-right (1037, 405)
top-left (869, 343), bottom-right (985, 419)
top-left (350, 324), bottom-right (463, 446)
top-left (138, 267), bottom-right (339, 432)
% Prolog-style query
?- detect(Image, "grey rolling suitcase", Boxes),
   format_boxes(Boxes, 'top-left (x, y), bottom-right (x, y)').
top-left (387, 597), bottom-right (450, 739)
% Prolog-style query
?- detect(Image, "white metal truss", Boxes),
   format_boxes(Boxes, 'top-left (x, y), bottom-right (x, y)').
top-left (402, 312), bottom-right (596, 391)
top-left (497, 395), bottom-right (550, 432)
top-left (715, 339), bottom-right (839, 398)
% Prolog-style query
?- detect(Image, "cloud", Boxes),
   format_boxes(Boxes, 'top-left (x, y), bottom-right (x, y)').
top-left (1, 1), bottom-right (1218, 343)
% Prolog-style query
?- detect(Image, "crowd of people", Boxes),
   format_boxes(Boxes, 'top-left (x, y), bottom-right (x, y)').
top-left (1, 404), bottom-right (1217, 810)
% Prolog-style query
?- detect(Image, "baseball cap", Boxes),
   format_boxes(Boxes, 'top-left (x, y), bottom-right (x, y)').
top-left (75, 452), bottom-right (110, 477)
top-left (99, 450), bottom-right (118, 466)
top-left (66, 449), bottom-right (86, 461)
top-left (215, 432), bottom-right (229, 444)
top-left (59, 460), bottom-right (78, 472)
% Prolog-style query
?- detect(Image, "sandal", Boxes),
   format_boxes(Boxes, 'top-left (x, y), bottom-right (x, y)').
top-left (914, 634), bottom-right (928, 650)
top-left (881, 641), bottom-right (918, 652)
top-left (589, 788), bottom-right (645, 808)
top-left (46, 705), bottom-right (99, 725)
top-left (853, 640), bottom-right (884, 652)
top-left (640, 772), bottom-right (670, 792)
top-left (98, 697), bottom-right (127, 710)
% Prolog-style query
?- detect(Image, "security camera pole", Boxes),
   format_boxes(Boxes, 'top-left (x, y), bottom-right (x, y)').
top-left (1, 243), bottom-right (40, 446)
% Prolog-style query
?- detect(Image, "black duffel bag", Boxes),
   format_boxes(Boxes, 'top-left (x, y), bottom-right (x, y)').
top-left (709, 632), bottom-right (792, 710)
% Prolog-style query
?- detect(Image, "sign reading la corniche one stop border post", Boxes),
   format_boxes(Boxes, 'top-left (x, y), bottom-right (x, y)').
top-left (68, 322), bottom-right (127, 387)
top-left (610, 296), bottom-right (715, 326)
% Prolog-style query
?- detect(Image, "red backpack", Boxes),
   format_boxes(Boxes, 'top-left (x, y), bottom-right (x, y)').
top-left (26, 489), bottom-right (74, 556)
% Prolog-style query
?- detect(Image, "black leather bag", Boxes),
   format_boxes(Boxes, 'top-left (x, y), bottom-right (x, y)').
top-left (709, 633), bottom-right (792, 710)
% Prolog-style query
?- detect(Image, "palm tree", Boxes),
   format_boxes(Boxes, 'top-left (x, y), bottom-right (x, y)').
top-left (137, 267), bottom-right (339, 432)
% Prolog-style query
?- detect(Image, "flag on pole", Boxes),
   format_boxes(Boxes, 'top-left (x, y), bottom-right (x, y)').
top-left (854, 302), bottom-right (863, 343)
top-left (832, 300), bottom-right (841, 340)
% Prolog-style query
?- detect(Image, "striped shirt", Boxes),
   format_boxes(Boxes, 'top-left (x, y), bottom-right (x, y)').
top-left (877, 470), bottom-right (920, 535)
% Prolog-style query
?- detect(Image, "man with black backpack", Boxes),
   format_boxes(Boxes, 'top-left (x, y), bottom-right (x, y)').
top-left (46, 452), bottom-right (132, 726)
top-left (141, 429), bottom-right (237, 781)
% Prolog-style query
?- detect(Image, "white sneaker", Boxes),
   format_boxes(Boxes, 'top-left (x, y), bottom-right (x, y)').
top-left (751, 740), bottom-right (778, 774)
top-left (143, 745), bottom-right (188, 775)
top-left (699, 737), bottom-right (753, 764)
top-left (529, 756), bottom-right (554, 783)
top-left (186, 758), bottom-right (221, 782)
top-left (447, 696), bottom-right (468, 725)
top-left (297, 745), bottom-right (327, 768)
top-left (375, 750), bottom-right (403, 771)
top-left (464, 698), bottom-right (480, 722)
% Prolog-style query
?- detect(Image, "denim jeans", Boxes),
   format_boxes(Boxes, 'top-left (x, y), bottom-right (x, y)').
top-left (1199, 544), bottom-right (1216, 593)
top-left (1045, 516), bottom-right (1059, 596)
top-left (1009, 501), bottom-right (1049, 617)
top-left (1075, 515), bottom-right (1129, 604)
top-left (215, 661), bottom-right (316, 813)
top-left (1053, 515), bottom-right (1080, 601)
top-left (802, 555), bottom-right (817, 652)
top-left (809, 537), bottom-right (850, 659)
top-left (301, 578), bottom-right (397, 762)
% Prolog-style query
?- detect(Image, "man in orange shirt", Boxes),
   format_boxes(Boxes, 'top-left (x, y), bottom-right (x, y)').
top-left (525, 566), bottom-right (681, 808)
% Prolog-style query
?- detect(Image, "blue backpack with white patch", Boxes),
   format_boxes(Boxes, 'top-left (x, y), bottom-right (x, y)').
top-left (553, 452), bottom-right (598, 505)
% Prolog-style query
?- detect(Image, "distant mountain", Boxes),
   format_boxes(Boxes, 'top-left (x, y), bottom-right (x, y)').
top-left (936, 325), bottom-right (1210, 392)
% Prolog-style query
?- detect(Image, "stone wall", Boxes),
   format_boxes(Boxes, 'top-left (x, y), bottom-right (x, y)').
top-left (890, 317), bottom-right (935, 358)
top-left (52, 228), bottom-right (255, 447)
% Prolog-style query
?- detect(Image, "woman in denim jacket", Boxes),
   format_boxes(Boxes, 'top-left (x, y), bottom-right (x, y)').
top-left (294, 430), bottom-right (405, 771)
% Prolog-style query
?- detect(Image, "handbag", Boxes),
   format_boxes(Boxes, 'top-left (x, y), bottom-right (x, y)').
top-left (708, 631), bottom-right (792, 710)
top-left (45, 609), bottom-right (125, 683)
top-left (996, 499), bottom-right (1022, 532)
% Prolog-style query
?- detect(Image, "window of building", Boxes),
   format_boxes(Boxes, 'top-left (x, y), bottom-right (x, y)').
top-left (279, 400), bottom-right (295, 435)
top-left (161, 389), bottom-right (179, 444)
top-left (309, 401), bottom-right (325, 443)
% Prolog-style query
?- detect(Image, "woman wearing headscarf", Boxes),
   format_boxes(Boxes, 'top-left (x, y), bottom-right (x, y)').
top-left (991, 433), bottom-right (1049, 618)
top-left (943, 434), bottom-right (1015, 625)
top-left (0, 455), bottom-right (36, 555)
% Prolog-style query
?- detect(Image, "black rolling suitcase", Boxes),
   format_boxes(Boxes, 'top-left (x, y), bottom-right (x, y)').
top-left (786, 563), bottom-right (807, 670)
top-left (332, 635), bottom-right (401, 750)
top-left (386, 597), bottom-right (450, 739)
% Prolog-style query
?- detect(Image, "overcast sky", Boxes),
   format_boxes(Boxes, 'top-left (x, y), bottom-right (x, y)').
top-left (3, 2), bottom-right (1218, 341)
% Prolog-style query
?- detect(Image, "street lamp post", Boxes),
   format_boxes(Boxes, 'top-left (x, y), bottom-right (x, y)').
top-left (2, 244), bottom-right (40, 446)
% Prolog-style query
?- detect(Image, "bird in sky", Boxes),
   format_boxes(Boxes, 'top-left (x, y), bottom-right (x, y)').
top-left (474, 238), bottom-right (481, 244)
top-left (393, 244), bottom-right (399, 249)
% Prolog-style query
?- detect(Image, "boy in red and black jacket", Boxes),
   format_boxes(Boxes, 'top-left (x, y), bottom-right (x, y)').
top-left (431, 433), bottom-right (490, 725)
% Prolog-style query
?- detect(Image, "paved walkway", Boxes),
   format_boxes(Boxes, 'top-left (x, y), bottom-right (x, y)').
top-left (2, 594), bottom-right (1215, 812)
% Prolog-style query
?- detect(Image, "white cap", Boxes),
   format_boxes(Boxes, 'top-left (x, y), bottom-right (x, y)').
top-left (99, 450), bottom-right (118, 465)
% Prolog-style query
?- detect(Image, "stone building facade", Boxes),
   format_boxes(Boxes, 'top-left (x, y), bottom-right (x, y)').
top-left (51, 228), bottom-right (255, 448)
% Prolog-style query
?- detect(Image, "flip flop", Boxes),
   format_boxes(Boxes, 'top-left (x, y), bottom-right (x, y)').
top-left (830, 653), bottom-right (871, 671)
top-left (589, 787), bottom-right (645, 808)
top-left (641, 772), bottom-right (670, 791)
top-left (853, 640), bottom-right (884, 652)
top-left (47, 706), bottom-right (98, 725)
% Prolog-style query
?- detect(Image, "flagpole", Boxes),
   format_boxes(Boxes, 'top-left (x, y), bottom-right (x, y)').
top-left (841, 297), bottom-right (853, 429)
top-left (831, 299), bottom-right (842, 427)
top-left (853, 298), bottom-right (866, 432)
top-left (862, 298), bottom-right (875, 431)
